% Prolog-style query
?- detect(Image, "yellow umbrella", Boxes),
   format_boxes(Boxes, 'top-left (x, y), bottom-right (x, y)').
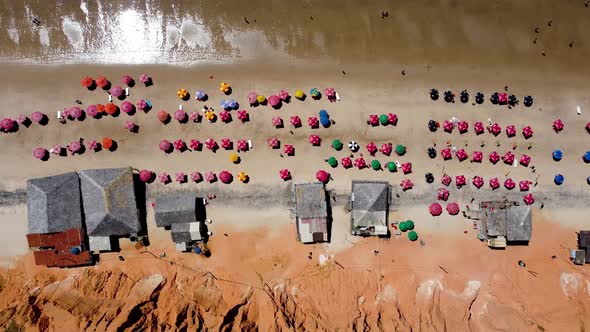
top-left (238, 171), bottom-right (248, 182)
top-left (205, 110), bottom-right (215, 121)
top-left (219, 82), bottom-right (230, 93)
top-left (256, 95), bottom-right (266, 104)
top-left (177, 88), bottom-right (187, 99)
top-left (294, 90), bottom-right (305, 100)
top-left (229, 153), bottom-right (240, 163)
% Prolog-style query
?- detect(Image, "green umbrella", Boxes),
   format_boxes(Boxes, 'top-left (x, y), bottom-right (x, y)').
top-left (327, 156), bottom-right (338, 167)
top-left (371, 160), bottom-right (381, 170)
top-left (405, 220), bottom-right (414, 230)
top-left (395, 144), bottom-right (406, 155)
top-left (332, 139), bottom-right (343, 151)
top-left (387, 162), bottom-right (397, 172)
top-left (379, 114), bottom-right (389, 125)
top-left (399, 222), bottom-right (407, 232)
top-left (408, 231), bottom-right (418, 241)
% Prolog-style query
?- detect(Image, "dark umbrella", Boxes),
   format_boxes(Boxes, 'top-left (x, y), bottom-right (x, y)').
top-left (554, 174), bottom-right (564, 185)
top-left (430, 88), bottom-right (439, 101)
top-left (475, 92), bottom-right (484, 104)
top-left (523, 95), bottom-right (533, 107)
top-left (460, 90), bottom-right (469, 103)
top-left (427, 147), bottom-right (437, 159)
top-left (443, 90), bottom-right (454, 103)
top-left (490, 92), bottom-right (499, 104)
top-left (428, 120), bottom-right (439, 132)
top-left (508, 94), bottom-right (518, 106)
top-left (425, 172), bottom-right (434, 183)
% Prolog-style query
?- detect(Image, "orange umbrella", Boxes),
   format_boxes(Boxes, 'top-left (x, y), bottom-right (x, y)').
top-left (80, 76), bottom-right (94, 88)
top-left (95, 76), bottom-right (109, 89)
top-left (102, 137), bottom-right (113, 150)
top-left (105, 103), bottom-right (117, 115)
top-left (96, 104), bottom-right (105, 113)
top-left (157, 110), bottom-right (170, 123)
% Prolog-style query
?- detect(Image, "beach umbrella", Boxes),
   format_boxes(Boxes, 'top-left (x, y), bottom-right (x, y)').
top-left (219, 171), bottom-right (233, 184)
top-left (379, 114), bottom-right (389, 126)
top-left (428, 147), bottom-right (437, 159)
top-left (101, 137), bottom-right (114, 151)
top-left (474, 122), bottom-right (485, 135)
top-left (86, 105), bottom-right (98, 118)
top-left (175, 173), bottom-right (186, 183)
top-left (228, 99), bottom-right (238, 109)
top-left (316, 170), bottom-right (329, 183)
top-left (319, 110), bottom-right (330, 128)
top-left (460, 90), bottom-right (469, 103)
top-left (195, 90), bottom-right (207, 101)
top-left (366, 142), bottom-right (378, 155)
top-left (456, 175), bottom-right (466, 188)
top-left (173, 110), bottom-right (186, 123)
top-left (443, 120), bottom-right (453, 133)
top-left (523, 96), bottom-right (533, 107)
top-left (386, 113), bottom-right (398, 125)
top-left (554, 174), bottom-right (564, 185)
top-left (121, 75), bottom-right (134, 86)
top-left (395, 144), bottom-right (406, 156)
top-left (443, 90), bottom-right (454, 102)
top-left (86, 140), bottom-right (97, 151)
top-left (50, 144), bottom-right (63, 155)
top-left (139, 170), bottom-right (153, 183)
top-left (206, 139), bottom-right (219, 151)
top-left (237, 110), bottom-right (248, 122)
top-left (368, 114), bottom-right (379, 126)
top-left (69, 107), bottom-right (83, 120)
top-left (177, 88), bottom-right (188, 100)
top-left (159, 140), bottom-right (172, 152)
top-left (219, 82), bottom-right (231, 93)
top-left (279, 89), bottom-right (290, 101)
top-left (219, 111), bottom-right (232, 123)
top-left (438, 188), bottom-right (450, 201)
top-left (328, 157), bottom-right (338, 167)
top-left (96, 104), bottom-right (105, 114)
top-left (401, 162), bottom-right (412, 174)
top-left (68, 141), bottom-right (82, 154)
top-left (272, 116), bottom-right (283, 127)
top-left (429, 88), bottom-right (439, 100)
top-left (238, 172), bottom-right (248, 183)
top-left (221, 139), bottom-right (232, 150)
top-left (309, 135), bottom-right (321, 146)
top-left (354, 157), bottom-right (367, 169)
top-left (189, 112), bottom-right (201, 123)
top-left (503, 151), bottom-right (515, 165)
top-left (139, 74), bottom-right (151, 84)
top-left (371, 160), bottom-right (381, 170)
top-left (456, 149), bottom-right (468, 162)
top-left (380, 143), bottom-right (392, 156)
top-left (401, 179), bottom-right (413, 190)
top-left (430, 202), bottom-right (442, 216)
top-left (125, 121), bottom-right (136, 131)
top-left (446, 203), bottom-right (460, 215)
top-left (33, 147), bottom-right (47, 160)
top-left (498, 92), bottom-right (508, 104)
top-left (290, 116), bottom-right (302, 127)
top-left (95, 76), bottom-right (109, 89)
top-left (189, 139), bottom-right (201, 150)
top-left (489, 151), bottom-right (500, 164)
top-left (284, 144), bottom-right (294, 156)
top-left (219, 99), bottom-right (229, 109)
top-left (247, 92), bottom-right (258, 105)
top-left (553, 149), bottom-right (563, 161)
top-left (310, 88), bottom-right (321, 99)
top-left (520, 154), bottom-right (531, 167)
top-left (553, 119), bottom-right (564, 132)
top-left (504, 178), bottom-right (516, 190)
top-left (332, 139), bottom-right (343, 150)
top-left (508, 94), bottom-right (518, 106)
top-left (489, 177), bottom-right (500, 189)
top-left (15, 114), bottom-right (27, 125)
top-left (158, 173), bottom-right (170, 184)
top-left (387, 161), bottom-right (397, 172)
top-left (523, 193), bottom-right (535, 205)
top-left (277, 169), bottom-right (291, 182)
top-left (267, 137), bottom-right (280, 149)
top-left (104, 103), bottom-right (117, 115)
top-left (31, 111), bottom-right (45, 123)
top-left (522, 126), bottom-right (533, 139)
top-left (425, 172), bottom-right (434, 183)
top-left (237, 140), bottom-right (248, 152)
top-left (205, 171), bottom-right (217, 183)
top-left (190, 172), bottom-right (202, 182)
top-left (121, 101), bottom-right (134, 113)
top-left (441, 174), bottom-right (452, 186)
top-left (342, 157), bottom-right (353, 169)
top-left (294, 90), bottom-right (305, 100)
top-left (269, 95), bottom-right (281, 108)
top-left (325, 88), bottom-right (335, 99)
top-left (490, 123), bottom-right (502, 136)
top-left (472, 151), bottom-right (483, 163)
top-left (399, 222), bottom-right (408, 232)
top-left (110, 86), bottom-right (124, 98)
top-left (505, 125), bottom-right (516, 137)
top-left (308, 117), bottom-right (319, 128)
top-left (441, 148), bottom-right (452, 160)
top-left (583, 151), bottom-right (590, 163)
top-left (475, 92), bottom-right (484, 104)
top-left (472, 176), bottom-right (484, 189)
top-left (256, 95), bottom-right (266, 104)
top-left (348, 141), bottom-right (360, 152)
top-left (519, 180), bottom-right (530, 191)
top-left (457, 121), bottom-right (468, 133)
top-left (404, 220), bottom-right (415, 231)
top-left (428, 120), bottom-right (439, 132)
top-left (81, 76), bottom-right (94, 89)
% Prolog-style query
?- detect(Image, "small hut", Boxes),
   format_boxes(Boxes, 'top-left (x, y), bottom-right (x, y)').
top-left (479, 201), bottom-right (532, 248)
top-left (154, 192), bottom-right (208, 251)
top-left (293, 183), bottom-right (329, 243)
top-left (350, 181), bottom-right (389, 236)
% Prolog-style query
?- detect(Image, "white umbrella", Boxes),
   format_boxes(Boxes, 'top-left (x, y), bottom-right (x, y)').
top-left (348, 140), bottom-right (359, 152)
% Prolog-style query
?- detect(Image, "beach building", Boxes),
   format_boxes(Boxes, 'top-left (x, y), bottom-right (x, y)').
top-left (154, 192), bottom-right (208, 252)
top-left (79, 167), bottom-right (141, 252)
top-left (293, 183), bottom-right (329, 243)
top-left (350, 181), bottom-right (389, 236)
top-left (479, 201), bottom-right (532, 248)
top-left (575, 231), bottom-right (590, 264)
top-left (26, 172), bottom-right (93, 267)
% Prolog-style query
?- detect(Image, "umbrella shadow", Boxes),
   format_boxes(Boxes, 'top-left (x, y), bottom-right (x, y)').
top-left (181, 92), bottom-right (191, 101)
top-left (87, 81), bottom-right (97, 91)
top-left (126, 79), bottom-right (135, 88)
top-left (223, 87), bottom-right (232, 95)
top-left (106, 141), bottom-right (118, 152)
top-left (272, 101), bottom-right (283, 110)
top-left (223, 117), bottom-right (233, 124)
top-left (283, 96), bottom-right (292, 104)
top-left (111, 107), bottom-right (121, 118)
top-left (144, 78), bottom-right (153, 87)
top-left (116, 94), bottom-right (127, 101)
top-left (132, 174), bottom-right (149, 240)
top-left (177, 174), bottom-right (188, 183)
top-left (223, 142), bottom-right (234, 150)
top-left (126, 106), bottom-right (136, 116)
top-left (40, 152), bottom-right (49, 161)
top-left (198, 94), bottom-right (208, 102)
top-left (312, 92), bottom-right (322, 100)
top-left (21, 118), bottom-right (32, 128)
top-left (102, 81), bottom-right (112, 91)
top-left (178, 116), bottom-right (189, 124)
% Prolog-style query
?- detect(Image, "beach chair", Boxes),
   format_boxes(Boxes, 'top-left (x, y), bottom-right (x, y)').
top-left (577, 106), bottom-right (582, 115)
top-left (108, 94), bottom-right (113, 102)
top-left (146, 100), bottom-right (152, 109)
top-left (335, 92), bottom-right (341, 101)
top-left (248, 140), bottom-right (253, 149)
top-left (57, 111), bottom-right (63, 119)
top-left (179, 104), bottom-right (183, 111)
top-left (205, 219), bottom-right (213, 224)
top-left (125, 87), bottom-right (129, 96)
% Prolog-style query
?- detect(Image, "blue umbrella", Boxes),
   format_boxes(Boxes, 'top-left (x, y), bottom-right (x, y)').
top-left (319, 110), bottom-right (328, 118)
top-left (70, 247), bottom-right (81, 255)
top-left (228, 99), bottom-right (238, 109)
top-left (194, 246), bottom-right (202, 254)
top-left (195, 90), bottom-right (206, 100)
top-left (584, 151), bottom-right (590, 163)
top-left (553, 149), bottom-right (563, 161)
top-left (319, 110), bottom-right (330, 128)
top-left (554, 174), bottom-right (564, 185)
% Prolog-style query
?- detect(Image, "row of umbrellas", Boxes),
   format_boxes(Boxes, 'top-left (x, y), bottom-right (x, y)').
top-left (1, 111), bottom-right (47, 133)
top-left (159, 138), bottom-right (252, 153)
top-left (433, 148), bottom-right (532, 166)
top-left (368, 113), bottom-right (398, 126)
top-left (33, 137), bottom-right (115, 160)
top-left (431, 119), bottom-right (534, 138)
top-left (139, 169), bottom-right (247, 184)
top-left (272, 114), bottom-right (332, 129)
top-left (80, 74), bottom-right (151, 90)
top-left (157, 109), bottom-right (250, 125)
top-left (429, 89), bottom-right (533, 107)
top-left (437, 175), bottom-right (533, 191)
top-left (325, 157), bottom-right (412, 173)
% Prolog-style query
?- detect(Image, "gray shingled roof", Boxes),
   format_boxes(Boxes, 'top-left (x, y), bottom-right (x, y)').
top-left (294, 183), bottom-right (327, 219)
top-left (154, 192), bottom-right (203, 227)
top-left (79, 167), bottom-right (140, 237)
top-left (170, 222), bottom-right (204, 242)
top-left (27, 172), bottom-right (83, 234)
top-left (351, 181), bottom-right (389, 228)
top-left (481, 202), bottom-right (532, 242)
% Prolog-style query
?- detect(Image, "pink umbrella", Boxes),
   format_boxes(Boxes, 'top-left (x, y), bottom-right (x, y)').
top-left (247, 92), bottom-right (258, 105)
top-left (325, 88), bottom-right (335, 99)
top-left (368, 114), bottom-right (379, 126)
top-left (441, 174), bottom-right (452, 186)
top-left (136, 100), bottom-right (147, 111)
top-left (121, 75), bottom-right (134, 86)
top-left (110, 86), bottom-right (124, 98)
top-left (489, 151), bottom-right (500, 164)
top-left (438, 188), bottom-right (450, 201)
top-left (279, 169), bottom-right (291, 181)
top-left (553, 119), bottom-right (564, 132)
top-left (401, 162), bottom-right (412, 174)
top-left (15, 114), bottom-right (28, 125)
top-left (446, 203), bottom-right (460, 215)
top-left (269, 95), bottom-right (281, 107)
top-left (278, 90), bottom-right (290, 101)
top-left (472, 151), bottom-right (483, 163)
top-left (443, 120), bottom-right (453, 133)
top-left (472, 176), bottom-right (484, 189)
top-left (159, 139), bottom-right (172, 152)
top-left (523, 193), bottom-right (535, 205)
top-left (387, 113), bottom-right (398, 125)
top-left (219, 111), bottom-right (232, 123)
top-left (498, 93), bottom-right (508, 104)
top-left (366, 142), bottom-right (378, 155)
top-left (308, 117), bottom-right (319, 128)
top-left (237, 139), bottom-right (248, 152)
top-left (158, 173), bottom-right (170, 184)
top-left (505, 125), bottom-right (516, 137)
top-left (441, 148), bottom-right (452, 160)
top-left (316, 170), bottom-right (330, 183)
top-left (189, 139), bottom-right (201, 150)
top-left (341, 157), bottom-right (352, 168)
top-left (139, 74), bottom-right (151, 84)
top-left (86, 105), bottom-right (98, 118)
top-left (455, 149), bottom-right (468, 161)
top-left (139, 170), bottom-right (152, 182)
top-left (205, 138), bottom-right (218, 150)
top-left (272, 116), bottom-right (283, 127)
top-left (504, 178), bottom-right (516, 190)
top-left (68, 141), bottom-right (82, 154)
top-left (474, 122), bottom-right (485, 135)
top-left (175, 172), bottom-right (186, 183)
top-left (87, 140), bottom-right (98, 151)
top-left (401, 179), bottom-right (413, 191)
top-left (489, 123), bottom-right (501, 136)
top-left (50, 144), bottom-right (63, 155)
top-left (221, 139), bottom-right (232, 150)
top-left (354, 157), bottom-right (367, 169)
top-left (290, 116), bottom-right (301, 127)
top-left (174, 139), bottom-right (186, 151)
top-left (33, 147), bottom-right (47, 160)
top-left (380, 143), bottom-right (392, 156)
top-left (219, 171), bottom-right (233, 184)
top-left (31, 112), bottom-right (45, 123)
top-left (455, 175), bottom-right (466, 188)
top-left (125, 121), bottom-right (136, 132)
top-left (267, 137), bottom-right (280, 149)
top-left (309, 135), bottom-right (320, 146)
top-left (237, 110), bottom-right (248, 122)
top-left (283, 144), bottom-right (294, 156)
top-left (522, 125), bottom-right (533, 139)
top-left (457, 121), bottom-right (468, 133)
top-left (190, 172), bottom-right (203, 182)
top-left (174, 109), bottom-right (187, 122)
top-left (520, 154), bottom-right (531, 167)
top-left (519, 180), bottom-right (530, 191)
top-left (205, 171), bottom-right (217, 183)
top-left (503, 151), bottom-right (515, 165)
top-left (69, 107), bottom-right (83, 120)
top-left (189, 112), bottom-right (201, 123)
top-left (430, 202), bottom-right (443, 216)
top-left (489, 177), bottom-right (500, 189)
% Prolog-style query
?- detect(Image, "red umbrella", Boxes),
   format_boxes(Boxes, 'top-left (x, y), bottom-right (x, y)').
top-left (443, 120), bottom-right (453, 133)
top-left (316, 170), bottom-right (330, 183)
top-left (279, 169), bottom-right (291, 181)
top-left (489, 177), bottom-right (500, 189)
top-left (400, 179), bottom-right (413, 190)
top-left (498, 93), bottom-right (508, 104)
top-left (441, 148), bottom-right (452, 160)
top-left (219, 111), bottom-right (231, 123)
top-left (174, 139), bottom-right (186, 151)
top-left (290, 116), bottom-right (301, 127)
top-left (523, 193), bottom-right (535, 205)
top-left (438, 188), bottom-right (450, 201)
top-left (237, 139), bottom-right (248, 152)
top-left (267, 137), bottom-right (280, 149)
top-left (125, 121), bottom-right (136, 131)
top-left (69, 107), bottom-right (83, 120)
top-left (175, 173), bottom-right (186, 183)
top-left (190, 112), bottom-right (200, 122)
top-left (522, 125), bottom-right (533, 139)
top-left (205, 138), bottom-right (218, 150)
top-left (189, 139), bottom-right (201, 150)
top-left (272, 116), bottom-right (283, 127)
top-left (121, 75), bottom-right (134, 86)
top-left (368, 114), bottom-right (379, 126)
top-left (190, 172), bottom-right (202, 182)
top-left (221, 139), bottom-right (232, 150)
top-left (308, 117), bottom-right (319, 128)
top-left (366, 142), bottom-right (378, 155)
top-left (174, 109), bottom-right (187, 122)
top-left (455, 175), bottom-right (466, 188)
top-left (269, 95), bottom-right (281, 107)
top-left (205, 171), bottom-right (216, 182)
top-left (68, 141), bottom-right (82, 154)
top-left (354, 157), bottom-right (367, 169)
top-left (140, 74), bottom-right (151, 84)
top-left (309, 135), bottom-right (321, 146)
top-left (283, 144), bottom-right (294, 156)
top-left (157, 110), bottom-right (170, 123)
top-left (237, 110), bottom-right (249, 122)
top-left (441, 174), bottom-right (452, 186)
top-left (219, 171), bottom-right (233, 184)
top-left (81, 76), bottom-right (94, 88)
top-left (33, 147), bottom-right (47, 160)
top-left (472, 176), bottom-right (484, 189)
top-left (401, 162), bottom-right (412, 174)
top-left (429, 202), bottom-right (443, 216)
top-left (474, 122), bottom-right (485, 135)
top-left (387, 113), bottom-right (398, 125)
top-left (380, 143), bottom-right (392, 156)
top-left (503, 151), bottom-right (515, 165)
top-left (489, 123), bottom-right (501, 136)
top-left (472, 151), bottom-right (483, 163)
top-left (95, 76), bottom-right (109, 89)
top-left (279, 90), bottom-right (290, 101)
top-left (325, 88), bottom-right (335, 98)
top-left (341, 157), bottom-right (352, 168)
top-left (457, 121), bottom-right (468, 133)
top-left (505, 125), bottom-right (516, 137)
top-left (489, 151), bottom-right (500, 164)
top-left (121, 102), bottom-right (134, 114)
top-left (31, 112), bottom-right (45, 123)
top-left (519, 180), bottom-right (530, 191)
top-left (455, 149), bottom-right (468, 161)
top-left (110, 86), bottom-right (124, 98)
top-left (504, 178), bottom-right (516, 190)
top-left (520, 154), bottom-right (531, 167)
top-left (139, 170), bottom-right (152, 182)
top-left (158, 173), bottom-right (170, 184)
top-left (446, 203), bottom-right (460, 215)
top-left (105, 103), bottom-right (117, 115)
top-left (553, 119), bottom-right (564, 132)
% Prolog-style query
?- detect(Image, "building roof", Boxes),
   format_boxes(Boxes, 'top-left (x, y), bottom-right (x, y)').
top-left (294, 183), bottom-right (327, 219)
top-left (154, 192), bottom-right (205, 227)
top-left (351, 181), bottom-right (389, 230)
top-left (297, 217), bottom-right (328, 243)
top-left (79, 167), bottom-right (140, 237)
top-left (27, 172), bottom-right (83, 234)
top-left (480, 201), bottom-right (532, 242)
top-left (170, 222), bottom-right (204, 243)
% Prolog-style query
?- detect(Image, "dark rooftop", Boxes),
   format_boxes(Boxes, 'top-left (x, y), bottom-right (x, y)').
top-left (293, 183), bottom-right (327, 219)
top-left (154, 192), bottom-right (205, 228)
top-left (351, 181), bottom-right (389, 229)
